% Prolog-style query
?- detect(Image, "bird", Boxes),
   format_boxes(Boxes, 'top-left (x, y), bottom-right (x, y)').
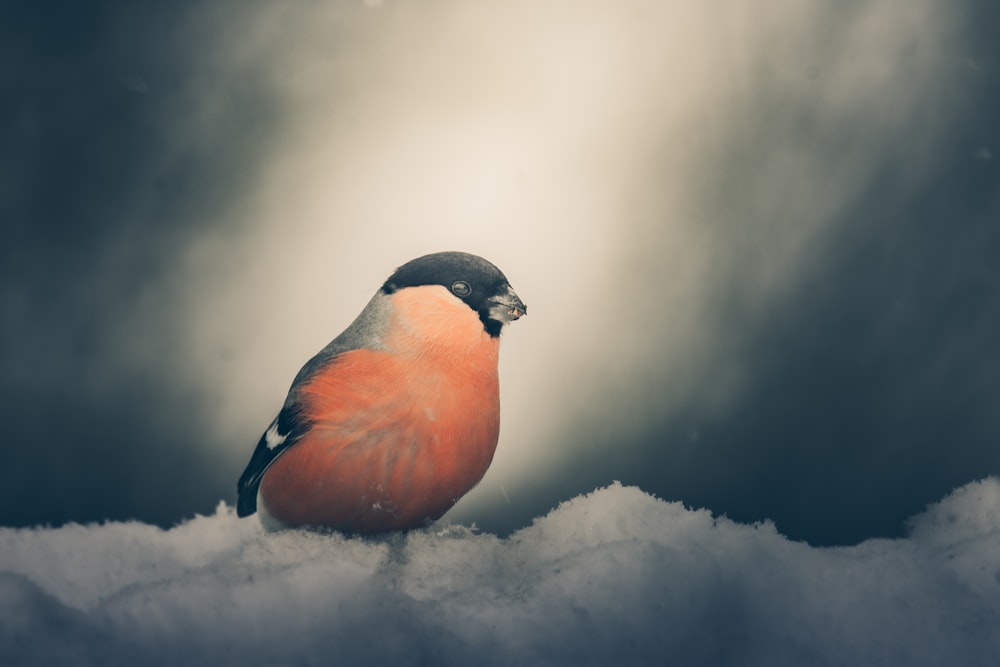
top-left (236, 251), bottom-right (526, 534)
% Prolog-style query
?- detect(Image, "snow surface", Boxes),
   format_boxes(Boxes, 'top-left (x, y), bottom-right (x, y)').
top-left (2, 480), bottom-right (999, 666)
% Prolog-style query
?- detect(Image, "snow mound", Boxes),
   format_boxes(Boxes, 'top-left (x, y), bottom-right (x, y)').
top-left (2, 480), bottom-right (999, 666)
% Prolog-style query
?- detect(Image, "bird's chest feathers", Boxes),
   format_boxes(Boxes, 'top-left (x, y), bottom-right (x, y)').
top-left (300, 286), bottom-right (501, 448)
top-left (383, 287), bottom-right (500, 436)
top-left (386, 285), bottom-right (494, 360)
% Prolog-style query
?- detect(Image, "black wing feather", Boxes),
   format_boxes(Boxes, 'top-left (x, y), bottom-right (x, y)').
top-left (236, 404), bottom-right (311, 517)
top-left (235, 296), bottom-right (384, 518)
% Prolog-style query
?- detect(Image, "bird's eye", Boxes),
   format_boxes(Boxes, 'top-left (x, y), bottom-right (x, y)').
top-left (451, 280), bottom-right (472, 297)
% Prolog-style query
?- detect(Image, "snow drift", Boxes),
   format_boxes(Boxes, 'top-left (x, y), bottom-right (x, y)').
top-left (2, 479), bottom-right (999, 666)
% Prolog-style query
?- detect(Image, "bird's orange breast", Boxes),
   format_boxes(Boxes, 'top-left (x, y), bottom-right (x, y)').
top-left (259, 291), bottom-right (501, 533)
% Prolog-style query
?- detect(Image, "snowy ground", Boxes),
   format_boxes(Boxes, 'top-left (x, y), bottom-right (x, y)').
top-left (2, 479), bottom-right (999, 666)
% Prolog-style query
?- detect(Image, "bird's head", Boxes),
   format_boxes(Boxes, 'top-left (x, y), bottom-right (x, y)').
top-left (382, 251), bottom-right (526, 338)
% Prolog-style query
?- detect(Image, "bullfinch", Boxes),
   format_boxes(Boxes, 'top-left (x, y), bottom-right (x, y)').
top-left (236, 251), bottom-right (526, 533)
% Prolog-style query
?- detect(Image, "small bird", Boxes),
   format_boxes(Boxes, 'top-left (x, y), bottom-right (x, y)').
top-left (236, 251), bottom-right (526, 533)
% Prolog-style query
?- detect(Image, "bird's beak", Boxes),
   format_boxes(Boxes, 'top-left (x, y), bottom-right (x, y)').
top-left (488, 285), bottom-right (527, 323)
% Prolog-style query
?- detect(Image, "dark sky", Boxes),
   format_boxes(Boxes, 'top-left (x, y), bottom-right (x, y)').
top-left (2, 0), bottom-right (998, 546)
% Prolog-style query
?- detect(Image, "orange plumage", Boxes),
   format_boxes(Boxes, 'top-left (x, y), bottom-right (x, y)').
top-left (236, 252), bottom-right (525, 533)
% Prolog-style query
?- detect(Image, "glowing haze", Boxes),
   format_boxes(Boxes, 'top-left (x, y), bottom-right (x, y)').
top-left (5, 0), bottom-right (985, 538)
top-left (130, 0), bottom-right (972, 533)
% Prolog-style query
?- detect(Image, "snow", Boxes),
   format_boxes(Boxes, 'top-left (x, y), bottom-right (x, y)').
top-left (3, 480), bottom-right (999, 666)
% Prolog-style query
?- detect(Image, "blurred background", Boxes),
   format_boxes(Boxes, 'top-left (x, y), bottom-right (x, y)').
top-left (2, 0), bottom-right (998, 545)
